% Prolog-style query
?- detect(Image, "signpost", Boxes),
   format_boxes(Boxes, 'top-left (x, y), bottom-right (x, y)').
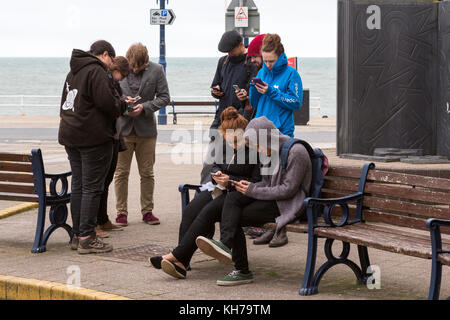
top-left (226, 0), bottom-right (259, 48)
top-left (152, 1), bottom-right (176, 125)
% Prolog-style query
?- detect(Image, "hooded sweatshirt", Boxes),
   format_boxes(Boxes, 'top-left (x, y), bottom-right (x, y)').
top-left (243, 117), bottom-right (312, 232)
top-left (249, 53), bottom-right (303, 138)
top-left (58, 49), bottom-right (124, 148)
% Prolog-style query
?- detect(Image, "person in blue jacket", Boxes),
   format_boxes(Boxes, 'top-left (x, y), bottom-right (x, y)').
top-left (249, 33), bottom-right (303, 138)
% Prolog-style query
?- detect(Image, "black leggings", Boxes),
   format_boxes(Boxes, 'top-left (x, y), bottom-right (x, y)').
top-left (173, 190), bottom-right (279, 271)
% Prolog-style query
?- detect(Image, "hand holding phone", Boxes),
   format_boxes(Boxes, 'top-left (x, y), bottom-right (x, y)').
top-left (251, 78), bottom-right (264, 86)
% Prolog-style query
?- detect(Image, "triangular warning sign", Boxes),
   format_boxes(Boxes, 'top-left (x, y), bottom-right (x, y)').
top-left (236, 7), bottom-right (248, 20)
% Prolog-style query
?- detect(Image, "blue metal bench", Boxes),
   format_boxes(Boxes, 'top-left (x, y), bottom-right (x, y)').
top-left (0, 149), bottom-right (73, 253)
top-left (179, 163), bottom-right (450, 299)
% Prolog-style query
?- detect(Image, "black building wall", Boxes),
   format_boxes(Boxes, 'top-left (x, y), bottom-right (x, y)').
top-left (337, 0), bottom-right (448, 157)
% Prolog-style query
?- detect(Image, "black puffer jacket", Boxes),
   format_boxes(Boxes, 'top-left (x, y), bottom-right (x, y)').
top-left (211, 142), bottom-right (261, 191)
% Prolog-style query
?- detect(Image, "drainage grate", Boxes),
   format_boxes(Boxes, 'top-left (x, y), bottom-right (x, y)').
top-left (98, 243), bottom-right (174, 262)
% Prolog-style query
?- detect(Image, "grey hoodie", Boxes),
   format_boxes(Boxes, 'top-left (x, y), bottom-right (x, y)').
top-left (243, 117), bottom-right (312, 232)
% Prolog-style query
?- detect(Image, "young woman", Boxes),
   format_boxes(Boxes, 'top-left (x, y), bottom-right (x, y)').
top-left (196, 116), bottom-right (312, 286)
top-left (149, 107), bottom-right (261, 279)
top-left (249, 33), bottom-right (303, 138)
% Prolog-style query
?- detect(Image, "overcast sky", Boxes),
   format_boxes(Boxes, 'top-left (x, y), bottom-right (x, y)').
top-left (0, 0), bottom-right (337, 58)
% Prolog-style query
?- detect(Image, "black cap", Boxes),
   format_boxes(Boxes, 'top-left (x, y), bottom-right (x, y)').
top-left (218, 30), bottom-right (243, 53)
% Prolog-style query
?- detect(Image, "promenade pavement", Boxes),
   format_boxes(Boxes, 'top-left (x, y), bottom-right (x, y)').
top-left (0, 115), bottom-right (449, 300)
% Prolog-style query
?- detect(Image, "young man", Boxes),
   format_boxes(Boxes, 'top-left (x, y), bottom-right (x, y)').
top-left (114, 43), bottom-right (170, 226)
top-left (59, 40), bottom-right (125, 254)
top-left (200, 30), bottom-right (258, 184)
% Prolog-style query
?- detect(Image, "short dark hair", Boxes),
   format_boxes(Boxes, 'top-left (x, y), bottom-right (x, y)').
top-left (89, 40), bottom-right (116, 58)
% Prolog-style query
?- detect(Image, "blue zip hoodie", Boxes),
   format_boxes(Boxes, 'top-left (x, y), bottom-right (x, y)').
top-left (249, 53), bottom-right (303, 138)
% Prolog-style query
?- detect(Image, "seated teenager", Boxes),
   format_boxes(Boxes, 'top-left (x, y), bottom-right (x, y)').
top-left (148, 107), bottom-right (261, 278)
top-left (195, 116), bottom-right (312, 286)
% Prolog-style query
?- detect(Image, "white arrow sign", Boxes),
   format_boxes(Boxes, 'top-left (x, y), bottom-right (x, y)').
top-left (150, 9), bottom-right (176, 25)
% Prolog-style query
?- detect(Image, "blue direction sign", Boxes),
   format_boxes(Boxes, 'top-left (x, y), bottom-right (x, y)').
top-left (150, 9), bottom-right (176, 25)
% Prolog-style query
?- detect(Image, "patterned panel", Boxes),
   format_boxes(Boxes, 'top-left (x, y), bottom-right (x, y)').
top-left (338, 1), bottom-right (441, 155)
top-left (437, 2), bottom-right (450, 157)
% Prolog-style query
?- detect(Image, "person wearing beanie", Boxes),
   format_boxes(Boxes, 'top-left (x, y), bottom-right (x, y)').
top-left (247, 34), bottom-right (266, 69)
top-left (200, 30), bottom-right (258, 185)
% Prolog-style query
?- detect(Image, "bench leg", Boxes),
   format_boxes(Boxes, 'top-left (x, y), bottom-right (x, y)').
top-left (357, 245), bottom-right (372, 284)
top-left (300, 238), bottom-right (364, 296)
top-left (300, 233), bottom-right (319, 295)
top-left (32, 203), bottom-right (73, 254)
top-left (428, 257), bottom-right (442, 300)
top-left (31, 201), bottom-right (47, 253)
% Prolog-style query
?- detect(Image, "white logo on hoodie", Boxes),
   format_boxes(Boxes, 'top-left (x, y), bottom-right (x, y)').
top-left (62, 82), bottom-right (78, 112)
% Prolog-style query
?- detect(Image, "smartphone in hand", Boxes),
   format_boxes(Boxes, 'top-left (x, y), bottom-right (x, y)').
top-left (251, 77), bottom-right (264, 86)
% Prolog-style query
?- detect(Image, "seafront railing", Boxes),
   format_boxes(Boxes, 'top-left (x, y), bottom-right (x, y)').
top-left (0, 95), bottom-right (322, 118)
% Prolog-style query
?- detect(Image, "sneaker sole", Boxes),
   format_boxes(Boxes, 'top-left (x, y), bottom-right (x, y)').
top-left (161, 259), bottom-right (186, 279)
top-left (196, 236), bottom-right (232, 264)
top-left (216, 278), bottom-right (254, 286)
top-left (77, 246), bottom-right (113, 254)
top-left (143, 221), bottom-right (160, 225)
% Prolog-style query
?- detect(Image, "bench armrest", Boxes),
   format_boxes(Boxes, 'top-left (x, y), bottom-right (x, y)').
top-left (178, 184), bottom-right (202, 212)
top-left (45, 172), bottom-right (72, 179)
top-left (427, 218), bottom-right (450, 255)
top-left (304, 192), bottom-right (364, 229)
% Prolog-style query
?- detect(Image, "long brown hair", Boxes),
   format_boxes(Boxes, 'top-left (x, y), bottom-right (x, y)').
top-left (219, 107), bottom-right (248, 135)
top-left (126, 43), bottom-right (149, 72)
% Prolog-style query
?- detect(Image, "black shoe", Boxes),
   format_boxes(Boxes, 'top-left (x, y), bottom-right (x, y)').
top-left (253, 229), bottom-right (275, 245)
top-left (149, 256), bottom-right (163, 269)
top-left (269, 228), bottom-right (288, 248)
top-left (161, 259), bottom-right (187, 279)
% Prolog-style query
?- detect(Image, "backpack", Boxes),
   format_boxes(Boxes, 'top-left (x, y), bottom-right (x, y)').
top-left (280, 138), bottom-right (329, 220)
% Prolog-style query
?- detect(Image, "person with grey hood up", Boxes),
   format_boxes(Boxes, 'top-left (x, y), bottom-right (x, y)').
top-left (195, 116), bottom-right (312, 286)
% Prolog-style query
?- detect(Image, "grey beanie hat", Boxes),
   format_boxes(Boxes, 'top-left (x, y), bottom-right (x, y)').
top-left (218, 30), bottom-right (243, 53)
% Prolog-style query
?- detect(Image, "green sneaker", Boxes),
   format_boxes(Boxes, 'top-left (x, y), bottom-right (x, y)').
top-left (196, 236), bottom-right (232, 264)
top-left (217, 270), bottom-right (254, 286)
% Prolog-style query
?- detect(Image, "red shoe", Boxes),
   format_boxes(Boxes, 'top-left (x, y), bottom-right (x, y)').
top-left (115, 214), bottom-right (128, 226)
top-left (143, 212), bottom-right (160, 225)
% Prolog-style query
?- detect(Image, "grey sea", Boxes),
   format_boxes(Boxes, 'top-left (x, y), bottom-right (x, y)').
top-left (0, 57), bottom-right (336, 117)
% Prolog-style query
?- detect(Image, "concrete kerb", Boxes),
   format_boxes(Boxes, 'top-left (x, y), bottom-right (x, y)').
top-left (0, 203), bottom-right (39, 220)
top-left (0, 274), bottom-right (131, 300)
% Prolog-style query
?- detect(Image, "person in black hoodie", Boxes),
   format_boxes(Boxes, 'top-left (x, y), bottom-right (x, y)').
top-left (149, 107), bottom-right (261, 278)
top-left (59, 40), bottom-right (127, 254)
top-left (200, 30), bottom-right (258, 185)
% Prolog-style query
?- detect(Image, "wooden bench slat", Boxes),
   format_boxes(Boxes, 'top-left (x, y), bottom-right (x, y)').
top-left (439, 253), bottom-right (450, 266)
top-left (314, 223), bottom-right (449, 259)
top-left (324, 177), bottom-right (450, 205)
top-left (321, 190), bottom-right (450, 220)
top-left (327, 167), bottom-right (450, 190)
top-left (0, 183), bottom-right (35, 195)
top-left (0, 161), bottom-right (33, 173)
top-left (0, 153), bottom-right (31, 162)
top-left (0, 193), bottom-right (38, 202)
top-left (0, 172), bottom-right (34, 183)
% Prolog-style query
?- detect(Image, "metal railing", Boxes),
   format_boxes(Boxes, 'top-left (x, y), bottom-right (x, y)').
top-left (0, 94), bottom-right (322, 118)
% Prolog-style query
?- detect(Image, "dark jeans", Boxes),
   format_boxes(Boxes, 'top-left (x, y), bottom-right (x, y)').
top-left (221, 191), bottom-right (280, 271)
top-left (97, 140), bottom-right (120, 226)
top-left (65, 141), bottom-right (113, 237)
top-left (172, 190), bottom-right (279, 272)
top-left (174, 190), bottom-right (225, 268)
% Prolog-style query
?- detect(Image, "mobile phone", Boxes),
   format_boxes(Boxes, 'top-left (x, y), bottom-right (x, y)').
top-left (133, 96), bottom-right (142, 103)
top-left (211, 172), bottom-right (221, 176)
top-left (233, 85), bottom-right (240, 91)
top-left (251, 77), bottom-right (264, 86)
